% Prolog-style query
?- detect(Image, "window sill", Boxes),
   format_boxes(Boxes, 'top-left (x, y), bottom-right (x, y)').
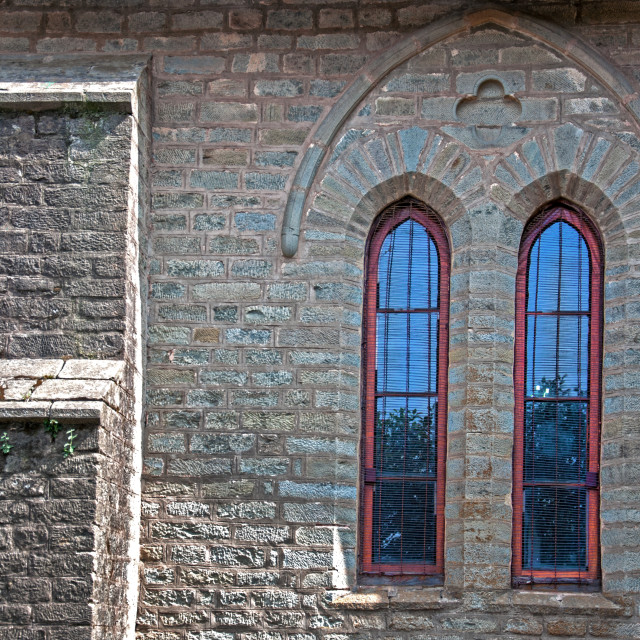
top-left (326, 587), bottom-right (460, 611)
top-left (326, 588), bottom-right (631, 616)
top-left (504, 591), bottom-right (631, 616)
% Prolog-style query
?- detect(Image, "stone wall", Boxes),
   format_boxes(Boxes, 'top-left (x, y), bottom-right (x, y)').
top-left (1, 2), bottom-right (640, 640)
top-left (138, 7), bottom-right (640, 639)
top-left (0, 359), bottom-right (137, 640)
top-left (0, 107), bottom-right (133, 360)
top-left (0, 56), bottom-right (148, 639)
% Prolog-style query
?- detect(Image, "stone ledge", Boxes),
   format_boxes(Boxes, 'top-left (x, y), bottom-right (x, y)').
top-left (31, 378), bottom-right (116, 402)
top-left (0, 400), bottom-right (109, 424)
top-left (59, 360), bottom-right (125, 383)
top-left (1, 378), bottom-right (38, 401)
top-left (1, 359), bottom-right (64, 379)
top-left (503, 591), bottom-right (632, 616)
top-left (0, 91), bottom-right (134, 112)
top-left (0, 54), bottom-right (150, 115)
top-left (51, 401), bottom-right (107, 423)
top-left (2, 358), bottom-right (124, 382)
top-left (389, 588), bottom-right (460, 610)
top-left (0, 400), bottom-right (52, 420)
top-left (0, 54), bottom-right (149, 84)
top-left (1, 359), bottom-right (126, 416)
top-left (326, 591), bottom-right (389, 610)
top-left (326, 588), bottom-right (460, 610)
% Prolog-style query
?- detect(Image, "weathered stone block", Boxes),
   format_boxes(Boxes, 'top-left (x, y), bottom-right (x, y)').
top-left (167, 260), bottom-right (224, 278)
top-left (209, 128), bottom-right (252, 143)
top-left (231, 260), bottom-right (273, 278)
top-left (282, 550), bottom-right (333, 569)
top-left (239, 458), bottom-right (289, 476)
top-left (191, 433), bottom-right (254, 454)
top-left (252, 371), bottom-right (293, 386)
top-left (254, 80), bottom-right (303, 97)
top-left (226, 328), bottom-right (271, 345)
top-left (375, 97), bottom-right (416, 116)
top-left (287, 106), bottom-right (323, 123)
top-left (234, 53), bottom-right (280, 73)
top-left (192, 283), bottom-right (261, 302)
top-left (209, 236), bottom-right (259, 255)
top-left (200, 370), bottom-right (247, 386)
top-left (245, 173), bottom-right (287, 191)
top-left (217, 502), bottom-right (276, 520)
top-left (533, 68), bottom-right (587, 92)
top-left (186, 390), bottom-right (224, 407)
top-left (167, 459), bottom-right (231, 477)
top-left (190, 170), bottom-right (239, 190)
top-left (165, 56), bottom-right (225, 75)
top-left (201, 102), bottom-right (258, 123)
top-left (266, 9), bottom-right (313, 30)
top-left (319, 54), bottom-right (366, 75)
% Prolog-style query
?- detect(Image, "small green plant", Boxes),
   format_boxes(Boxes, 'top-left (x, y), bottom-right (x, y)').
top-left (44, 418), bottom-right (61, 441)
top-left (0, 433), bottom-right (12, 455)
top-left (63, 429), bottom-right (77, 458)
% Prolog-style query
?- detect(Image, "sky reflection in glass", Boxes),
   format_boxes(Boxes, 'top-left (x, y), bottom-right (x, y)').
top-left (378, 220), bottom-right (439, 310)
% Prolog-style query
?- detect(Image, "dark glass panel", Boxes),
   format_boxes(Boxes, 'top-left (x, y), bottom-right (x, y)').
top-left (378, 219), bottom-right (439, 310)
top-left (524, 401), bottom-right (587, 483)
top-left (527, 221), bottom-right (590, 313)
top-left (374, 397), bottom-right (438, 477)
top-left (371, 480), bottom-right (436, 565)
top-left (522, 486), bottom-right (588, 571)
top-left (376, 312), bottom-right (439, 394)
top-left (525, 315), bottom-right (589, 397)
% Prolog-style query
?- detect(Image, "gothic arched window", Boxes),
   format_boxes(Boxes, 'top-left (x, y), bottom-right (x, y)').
top-left (513, 205), bottom-right (603, 586)
top-left (359, 199), bottom-right (449, 577)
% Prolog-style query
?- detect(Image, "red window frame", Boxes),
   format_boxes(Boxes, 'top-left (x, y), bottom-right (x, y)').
top-left (359, 200), bottom-right (449, 577)
top-left (512, 204), bottom-right (603, 586)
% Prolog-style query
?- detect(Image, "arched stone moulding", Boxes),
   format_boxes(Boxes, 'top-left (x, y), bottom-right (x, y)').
top-left (304, 127), bottom-right (484, 265)
top-left (304, 121), bottom-right (639, 261)
top-left (490, 122), bottom-right (633, 240)
top-left (281, 8), bottom-right (640, 258)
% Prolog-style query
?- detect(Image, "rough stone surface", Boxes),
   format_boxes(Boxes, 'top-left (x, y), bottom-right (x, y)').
top-left (0, 365), bottom-right (137, 639)
top-left (0, 108), bottom-right (132, 360)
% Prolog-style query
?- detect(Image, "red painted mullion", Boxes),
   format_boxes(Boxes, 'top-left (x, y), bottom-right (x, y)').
top-left (434, 218), bottom-right (450, 576)
top-left (512, 241), bottom-right (528, 578)
top-left (362, 211), bottom-right (380, 570)
top-left (586, 213), bottom-right (603, 582)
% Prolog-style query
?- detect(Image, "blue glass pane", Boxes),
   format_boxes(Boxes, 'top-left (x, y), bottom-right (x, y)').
top-left (378, 219), bottom-right (439, 310)
top-left (526, 315), bottom-right (589, 397)
top-left (376, 312), bottom-right (438, 394)
top-left (527, 221), bottom-right (590, 313)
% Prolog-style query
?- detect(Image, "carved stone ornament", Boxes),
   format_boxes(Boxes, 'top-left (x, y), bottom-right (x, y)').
top-left (447, 76), bottom-right (526, 149)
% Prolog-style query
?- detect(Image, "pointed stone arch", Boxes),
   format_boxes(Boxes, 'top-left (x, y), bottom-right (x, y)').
top-left (301, 126), bottom-right (483, 265)
top-left (281, 8), bottom-right (640, 257)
